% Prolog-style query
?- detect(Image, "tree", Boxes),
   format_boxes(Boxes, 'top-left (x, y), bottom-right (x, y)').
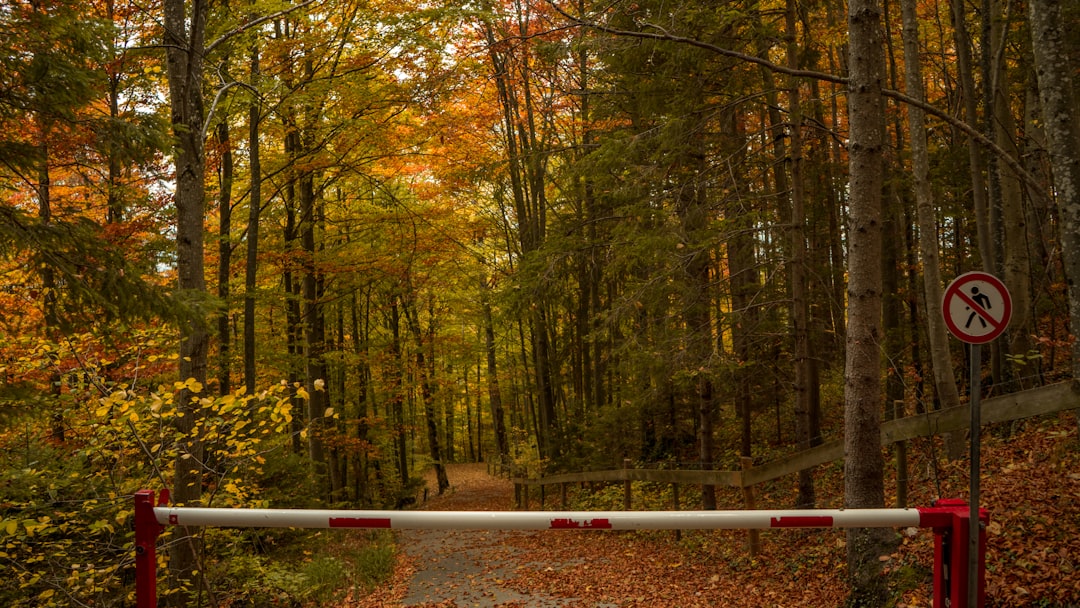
top-left (899, 0), bottom-right (963, 454)
top-left (844, 0), bottom-right (894, 601)
top-left (1027, 0), bottom-right (1080, 388)
top-left (161, 0), bottom-right (211, 595)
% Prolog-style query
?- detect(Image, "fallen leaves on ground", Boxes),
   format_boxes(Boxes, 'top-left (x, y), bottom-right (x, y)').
top-left (342, 413), bottom-right (1079, 607)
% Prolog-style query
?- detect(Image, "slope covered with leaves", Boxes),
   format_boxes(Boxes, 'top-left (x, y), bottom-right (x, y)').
top-left (345, 412), bottom-right (1079, 607)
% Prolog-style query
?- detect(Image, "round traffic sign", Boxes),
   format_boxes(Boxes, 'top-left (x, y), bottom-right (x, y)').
top-left (942, 271), bottom-right (1012, 344)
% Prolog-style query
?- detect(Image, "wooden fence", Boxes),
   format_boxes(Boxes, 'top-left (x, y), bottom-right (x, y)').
top-left (510, 381), bottom-right (1080, 511)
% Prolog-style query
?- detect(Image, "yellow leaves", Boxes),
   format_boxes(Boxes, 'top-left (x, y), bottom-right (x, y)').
top-left (174, 378), bottom-right (204, 394)
top-left (219, 394), bottom-right (238, 412)
top-left (0, 518), bottom-right (50, 538)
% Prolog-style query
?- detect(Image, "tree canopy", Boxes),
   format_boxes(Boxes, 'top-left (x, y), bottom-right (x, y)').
top-left (2, 0), bottom-right (1079, 604)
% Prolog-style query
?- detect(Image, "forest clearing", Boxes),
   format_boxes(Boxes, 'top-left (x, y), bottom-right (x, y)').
top-left (2, 0), bottom-right (1080, 605)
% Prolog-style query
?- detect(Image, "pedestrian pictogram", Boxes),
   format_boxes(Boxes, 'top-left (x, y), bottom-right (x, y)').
top-left (942, 271), bottom-right (1012, 344)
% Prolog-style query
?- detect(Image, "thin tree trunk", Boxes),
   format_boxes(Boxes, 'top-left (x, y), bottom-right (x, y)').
top-left (349, 288), bottom-right (372, 505)
top-left (388, 296), bottom-right (410, 487)
top-left (949, 0), bottom-right (994, 272)
top-left (480, 271), bottom-right (510, 458)
top-left (403, 294), bottom-right (450, 494)
top-left (243, 41), bottom-right (261, 395)
top-left (216, 120), bottom-right (233, 396)
top-left (900, 0), bottom-right (964, 459)
top-left (786, 0), bottom-right (815, 510)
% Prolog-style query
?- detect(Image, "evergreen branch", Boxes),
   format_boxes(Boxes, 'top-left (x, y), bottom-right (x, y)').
top-left (548, 1), bottom-right (1052, 205)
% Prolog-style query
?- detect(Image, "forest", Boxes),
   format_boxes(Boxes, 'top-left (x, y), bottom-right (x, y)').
top-left (1, 0), bottom-right (1078, 605)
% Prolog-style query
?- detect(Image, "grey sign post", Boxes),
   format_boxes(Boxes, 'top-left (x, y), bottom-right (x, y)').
top-left (942, 271), bottom-right (1011, 608)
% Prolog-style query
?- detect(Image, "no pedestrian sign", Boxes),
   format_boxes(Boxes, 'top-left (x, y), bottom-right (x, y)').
top-left (942, 271), bottom-right (1012, 344)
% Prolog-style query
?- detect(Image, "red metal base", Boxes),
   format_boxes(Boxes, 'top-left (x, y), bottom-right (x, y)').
top-left (918, 498), bottom-right (989, 608)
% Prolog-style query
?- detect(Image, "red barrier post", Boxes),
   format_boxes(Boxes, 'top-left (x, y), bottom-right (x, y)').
top-left (134, 489), bottom-right (167, 608)
top-left (920, 498), bottom-right (988, 608)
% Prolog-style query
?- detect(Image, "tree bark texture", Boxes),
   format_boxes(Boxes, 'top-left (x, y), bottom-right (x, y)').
top-left (844, 0), bottom-right (894, 599)
top-left (163, 0), bottom-right (209, 600)
top-left (1027, 0), bottom-right (1080, 382)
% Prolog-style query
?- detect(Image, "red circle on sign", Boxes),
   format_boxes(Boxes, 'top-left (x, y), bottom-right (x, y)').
top-left (941, 272), bottom-right (1012, 344)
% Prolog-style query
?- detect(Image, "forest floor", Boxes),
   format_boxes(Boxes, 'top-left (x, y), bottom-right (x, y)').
top-left (338, 411), bottom-right (1080, 607)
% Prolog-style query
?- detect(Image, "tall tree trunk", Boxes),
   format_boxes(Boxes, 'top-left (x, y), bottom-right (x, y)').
top-left (216, 120), bottom-right (233, 396)
top-left (403, 293), bottom-right (450, 494)
top-left (36, 125), bottom-right (64, 443)
top-left (1027, 0), bottom-right (1080, 389)
top-left (243, 42), bottom-right (261, 395)
top-left (301, 195), bottom-right (329, 491)
top-left (786, 0), bottom-right (815, 510)
top-left (949, 0), bottom-right (994, 271)
top-left (900, 0), bottom-right (964, 459)
top-left (844, 0), bottom-right (894, 599)
top-left (163, 0), bottom-right (209, 599)
top-left (480, 271), bottom-right (510, 459)
top-left (350, 288), bottom-right (373, 505)
top-left (388, 296), bottom-right (410, 487)
top-left (283, 129), bottom-right (304, 455)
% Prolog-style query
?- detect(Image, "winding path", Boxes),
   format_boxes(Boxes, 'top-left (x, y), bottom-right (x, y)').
top-left (397, 464), bottom-right (609, 607)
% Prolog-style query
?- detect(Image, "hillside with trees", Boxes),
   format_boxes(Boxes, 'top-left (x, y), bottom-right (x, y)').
top-left (1, 0), bottom-right (1078, 605)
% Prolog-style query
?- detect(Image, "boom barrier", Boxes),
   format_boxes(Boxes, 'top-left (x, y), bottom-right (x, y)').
top-left (133, 490), bottom-right (986, 607)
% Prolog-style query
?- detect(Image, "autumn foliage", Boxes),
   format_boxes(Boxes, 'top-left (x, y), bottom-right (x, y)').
top-left (3, 0), bottom-right (1080, 605)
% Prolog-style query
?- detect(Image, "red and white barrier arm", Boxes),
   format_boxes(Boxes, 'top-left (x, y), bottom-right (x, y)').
top-left (136, 492), bottom-right (987, 608)
top-left (155, 506), bottom-right (930, 530)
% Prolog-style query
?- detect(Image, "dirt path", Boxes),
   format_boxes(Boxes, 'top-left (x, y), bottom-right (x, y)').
top-left (350, 463), bottom-right (613, 608)
top-left (341, 462), bottom-right (855, 608)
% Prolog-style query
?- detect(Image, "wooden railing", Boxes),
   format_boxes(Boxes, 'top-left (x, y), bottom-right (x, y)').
top-left (513, 381), bottom-right (1080, 507)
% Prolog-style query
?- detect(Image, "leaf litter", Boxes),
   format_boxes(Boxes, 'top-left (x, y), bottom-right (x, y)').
top-left (340, 413), bottom-right (1079, 607)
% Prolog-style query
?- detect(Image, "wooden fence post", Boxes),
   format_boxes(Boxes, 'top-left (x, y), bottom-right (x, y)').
top-left (740, 457), bottom-right (761, 556)
top-left (894, 399), bottom-right (909, 507)
top-left (623, 459), bottom-right (632, 510)
top-left (672, 482), bottom-right (682, 541)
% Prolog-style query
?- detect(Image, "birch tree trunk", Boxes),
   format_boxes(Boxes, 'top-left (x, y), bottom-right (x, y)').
top-left (1027, 0), bottom-right (1080, 389)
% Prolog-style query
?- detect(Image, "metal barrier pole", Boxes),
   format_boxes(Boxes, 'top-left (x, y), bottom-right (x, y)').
top-left (134, 492), bottom-right (988, 607)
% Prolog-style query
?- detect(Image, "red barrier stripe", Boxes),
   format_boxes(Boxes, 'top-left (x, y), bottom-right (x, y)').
top-left (770, 516), bottom-right (833, 528)
top-left (329, 517), bottom-right (392, 529)
top-left (550, 518), bottom-right (613, 529)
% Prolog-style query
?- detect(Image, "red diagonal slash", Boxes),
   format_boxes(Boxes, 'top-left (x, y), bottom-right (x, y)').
top-left (954, 287), bottom-right (1002, 331)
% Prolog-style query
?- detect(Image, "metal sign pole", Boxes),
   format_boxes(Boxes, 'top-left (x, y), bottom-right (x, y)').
top-left (942, 270), bottom-right (1009, 608)
top-left (969, 343), bottom-right (981, 608)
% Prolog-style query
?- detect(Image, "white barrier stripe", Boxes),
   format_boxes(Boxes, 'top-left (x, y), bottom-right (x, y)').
top-left (155, 508), bottom-right (922, 531)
